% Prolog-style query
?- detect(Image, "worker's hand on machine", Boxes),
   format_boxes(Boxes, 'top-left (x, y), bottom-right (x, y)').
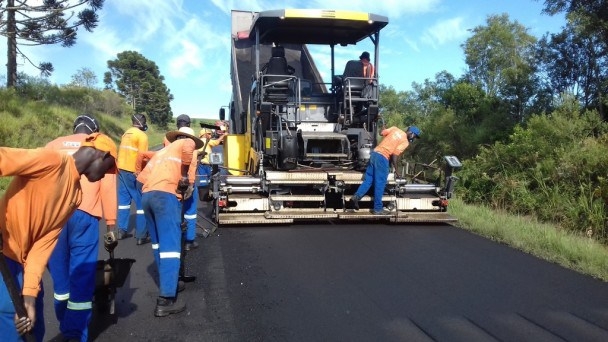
top-left (392, 167), bottom-right (401, 178)
top-left (176, 177), bottom-right (190, 195)
top-left (103, 230), bottom-right (118, 252)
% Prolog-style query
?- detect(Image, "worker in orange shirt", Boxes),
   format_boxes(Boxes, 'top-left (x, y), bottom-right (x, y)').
top-left (359, 51), bottom-right (375, 83)
top-left (45, 115), bottom-right (117, 342)
top-left (163, 115), bottom-right (200, 250)
top-left (349, 126), bottom-right (420, 215)
top-left (0, 133), bottom-right (117, 341)
top-left (116, 114), bottom-right (149, 242)
top-left (137, 126), bottom-right (203, 317)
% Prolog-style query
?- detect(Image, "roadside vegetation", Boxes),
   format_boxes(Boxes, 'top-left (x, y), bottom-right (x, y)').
top-left (0, 81), bottom-right (206, 193)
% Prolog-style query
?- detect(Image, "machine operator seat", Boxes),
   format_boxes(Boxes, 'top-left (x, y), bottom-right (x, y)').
top-left (262, 46), bottom-right (295, 102)
top-left (334, 60), bottom-right (366, 97)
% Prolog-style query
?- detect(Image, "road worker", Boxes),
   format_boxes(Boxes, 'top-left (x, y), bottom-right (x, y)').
top-left (136, 126), bottom-right (203, 317)
top-left (349, 126), bottom-right (420, 214)
top-left (44, 115), bottom-right (118, 342)
top-left (116, 114), bottom-right (149, 243)
top-left (0, 133), bottom-right (117, 341)
top-left (164, 115), bottom-right (200, 251)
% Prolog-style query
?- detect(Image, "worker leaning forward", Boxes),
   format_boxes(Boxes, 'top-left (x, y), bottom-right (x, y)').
top-left (137, 126), bottom-right (203, 317)
top-left (0, 133), bottom-right (117, 341)
top-left (44, 115), bottom-right (118, 342)
top-left (116, 114), bottom-right (149, 242)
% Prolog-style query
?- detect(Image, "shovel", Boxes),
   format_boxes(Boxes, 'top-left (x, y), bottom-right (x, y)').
top-left (94, 236), bottom-right (135, 316)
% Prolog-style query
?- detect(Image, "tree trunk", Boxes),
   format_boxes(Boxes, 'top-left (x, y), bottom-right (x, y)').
top-left (6, 0), bottom-right (18, 87)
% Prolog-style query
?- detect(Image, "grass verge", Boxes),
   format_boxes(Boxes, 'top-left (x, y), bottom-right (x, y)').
top-left (449, 197), bottom-right (608, 282)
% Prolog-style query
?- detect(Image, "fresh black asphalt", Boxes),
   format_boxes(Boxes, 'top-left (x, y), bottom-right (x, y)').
top-left (43, 211), bottom-right (608, 341)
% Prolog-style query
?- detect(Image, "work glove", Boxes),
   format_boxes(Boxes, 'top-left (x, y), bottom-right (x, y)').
top-left (184, 185), bottom-right (194, 200)
top-left (103, 231), bottom-right (118, 252)
top-left (176, 177), bottom-right (190, 194)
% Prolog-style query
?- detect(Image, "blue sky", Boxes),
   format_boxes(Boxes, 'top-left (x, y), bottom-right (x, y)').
top-left (2, 0), bottom-right (566, 119)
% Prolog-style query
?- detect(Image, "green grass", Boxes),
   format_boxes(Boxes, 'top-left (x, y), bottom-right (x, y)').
top-left (449, 197), bottom-right (608, 281)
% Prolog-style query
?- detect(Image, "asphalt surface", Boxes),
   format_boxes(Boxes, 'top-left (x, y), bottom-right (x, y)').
top-left (42, 208), bottom-right (608, 342)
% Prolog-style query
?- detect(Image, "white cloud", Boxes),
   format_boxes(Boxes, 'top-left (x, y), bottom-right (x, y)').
top-left (421, 17), bottom-right (469, 48)
top-left (168, 40), bottom-right (202, 78)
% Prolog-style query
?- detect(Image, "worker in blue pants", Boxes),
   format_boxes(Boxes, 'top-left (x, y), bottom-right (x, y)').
top-left (137, 126), bottom-right (202, 316)
top-left (183, 186), bottom-right (199, 250)
top-left (45, 115), bottom-right (118, 342)
top-left (165, 115), bottom-right (199, 251)
top-left (116, 114), bottom-right (149, 242)
top-left (47, 211), bottom-right (99, 341)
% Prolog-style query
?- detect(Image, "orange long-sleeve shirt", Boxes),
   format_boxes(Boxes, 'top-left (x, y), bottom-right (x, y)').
top-left (0, 147), bottom-right (82, 297)
top-left (45, 134), bottom-right (117, 225)
top-left (117, 127), bottom-right (148, 172)
top-left (138, 139), bottom-right (197, 199)
top-left (374, 126), bottom-right (410, 160)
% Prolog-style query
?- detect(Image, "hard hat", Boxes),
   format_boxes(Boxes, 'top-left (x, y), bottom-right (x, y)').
top-left (199, 128), bottom-right (212, 137)
top-left (408, 126), bottom-right (421, 138)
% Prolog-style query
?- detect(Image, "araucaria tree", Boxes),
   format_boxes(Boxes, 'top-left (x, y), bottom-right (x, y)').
top-left (105, 50), bottom-right (174, 127)
top-left (0, 0), bottom-right (104, 87)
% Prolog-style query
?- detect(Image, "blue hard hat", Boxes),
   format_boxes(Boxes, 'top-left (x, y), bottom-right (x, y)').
top-left (408, 126), bottom-right (421, 138)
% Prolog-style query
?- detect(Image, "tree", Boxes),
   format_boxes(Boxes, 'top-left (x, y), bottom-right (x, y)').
top-left (539, 2), bottom-right (608, 119)
top-left (463, 13), bottom-right (539, 122)
top-left (106, 50), bottom-right (173, 127)
top-left (0, 0), bottom-right (104, 87)
top-left (542, 0), bottom-right (608, 42)
top-left (69, 67), bottom-right (98, 88)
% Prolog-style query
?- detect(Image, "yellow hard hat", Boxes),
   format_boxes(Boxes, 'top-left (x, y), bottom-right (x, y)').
top-left (199, 128), bottom-right (212, 137)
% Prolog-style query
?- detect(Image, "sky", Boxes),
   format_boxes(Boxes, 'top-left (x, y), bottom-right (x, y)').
top-left (1, 0), bottom-right (567, 119)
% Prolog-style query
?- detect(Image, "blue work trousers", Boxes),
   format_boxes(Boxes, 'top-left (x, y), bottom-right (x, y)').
top-left (117, 170), bottom-right (146, 238)
top-left (47, 209), bottom-right (99, 342)
top-left (142, 191), bottom-right (182, 298)
top-left (354, 151), bottom-right (390, 211)
top-left (0, 256), bottom-right (45, 342)
top-left (183, 185), bottom-right (198, 242)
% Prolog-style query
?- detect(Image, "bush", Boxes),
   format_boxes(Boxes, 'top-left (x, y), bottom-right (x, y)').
top-left (460, 97), bottom-right (608, 241)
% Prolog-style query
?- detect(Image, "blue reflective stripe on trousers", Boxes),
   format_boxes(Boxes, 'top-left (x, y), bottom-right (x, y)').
top-left (142, 191), bottom-right (182, 297)
top-left (184, 185), bottom-right (198, 241)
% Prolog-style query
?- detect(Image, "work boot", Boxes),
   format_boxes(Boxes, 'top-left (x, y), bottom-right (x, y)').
top-left (177, 280), bottom-right (185, 293)
top-left (348, 195), bottom-right (360, 210)
top-left (154, 296), bottom-right (186, 317)
top-left (117, 230), bottom-right (132, 240)
top-left (184, 240), bottom-right (199, 251)
top-left (372, 209), bottom-right (392, 215)
top-left (137, 234), bottom-right (151, 245)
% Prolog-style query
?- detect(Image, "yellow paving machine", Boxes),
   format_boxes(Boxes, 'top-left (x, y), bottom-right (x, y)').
top-left (205, 9), bottom-right (462, 225)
